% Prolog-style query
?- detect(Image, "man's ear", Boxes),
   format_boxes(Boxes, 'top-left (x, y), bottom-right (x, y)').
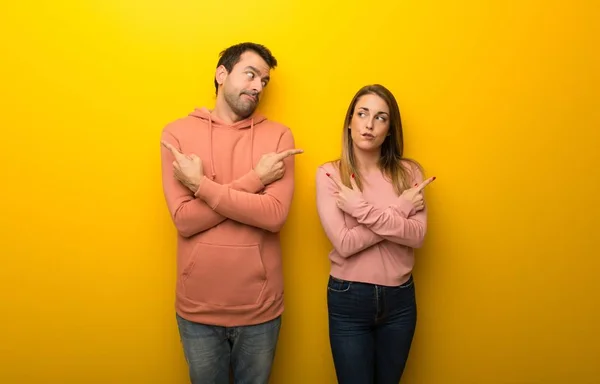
top-left (215, 65), bottom-right (228, 87)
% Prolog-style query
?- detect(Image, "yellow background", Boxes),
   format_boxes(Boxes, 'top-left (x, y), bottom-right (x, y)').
top-left (1, 1), bottom-right (599, 383)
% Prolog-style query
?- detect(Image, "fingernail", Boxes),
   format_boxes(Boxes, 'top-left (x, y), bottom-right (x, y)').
top-left (414, 183), bottom-right (418, 187)
top-left (326, 173), bottom-right (331, 177)
top-left (351, 174), bottom-right (355, 178)
top-left (432, 176), bottom-right (436, 180)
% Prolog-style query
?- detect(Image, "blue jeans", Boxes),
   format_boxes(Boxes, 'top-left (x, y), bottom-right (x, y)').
top-left (327, 274), bottom-right (417, 384)
top-left (176, 314), bottom-right (281, 384)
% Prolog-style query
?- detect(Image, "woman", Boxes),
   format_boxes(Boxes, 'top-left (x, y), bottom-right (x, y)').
top-left (316, 84), bottom-right (435, 384)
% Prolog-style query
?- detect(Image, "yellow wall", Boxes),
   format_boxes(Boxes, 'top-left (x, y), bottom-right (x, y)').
top-left (1, 1), bottom-right (598, 383)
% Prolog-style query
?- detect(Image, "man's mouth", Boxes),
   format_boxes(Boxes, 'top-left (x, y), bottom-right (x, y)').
top-left (242, 93), bottom-right (257, 102)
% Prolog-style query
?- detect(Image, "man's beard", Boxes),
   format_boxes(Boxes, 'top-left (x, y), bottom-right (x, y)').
top-left (224, 89), bottom-right (259, 119)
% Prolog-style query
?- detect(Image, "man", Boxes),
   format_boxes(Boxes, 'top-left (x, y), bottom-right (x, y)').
top-left (159, 42), bottom-right (302, 384)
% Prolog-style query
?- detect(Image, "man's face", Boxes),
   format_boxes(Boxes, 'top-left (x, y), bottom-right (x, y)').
top-left (218, 51), bottom-right (271, 119)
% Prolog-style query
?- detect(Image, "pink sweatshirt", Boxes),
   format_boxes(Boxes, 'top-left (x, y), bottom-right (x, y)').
top-left (160, 107), bottom-right (296, 327)
top-left (316, 162), bottom-right (428, 287)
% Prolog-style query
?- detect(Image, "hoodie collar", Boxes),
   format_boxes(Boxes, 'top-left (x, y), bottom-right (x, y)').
top-left (188, 107), bottom-right (266, 180)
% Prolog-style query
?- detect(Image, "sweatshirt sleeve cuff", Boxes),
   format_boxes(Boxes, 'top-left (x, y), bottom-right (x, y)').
top-left (194, 176), bottom-right (224, 209)
top-left (394, 198), bottom-right (415, 217)
top-left (346, 197), bottom-right (372, 219)
top-left (235, 170), bottom-right (265, 193)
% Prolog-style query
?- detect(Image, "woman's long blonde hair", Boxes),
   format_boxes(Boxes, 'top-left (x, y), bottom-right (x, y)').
top-left (336, 84), bottom-right (423, 195)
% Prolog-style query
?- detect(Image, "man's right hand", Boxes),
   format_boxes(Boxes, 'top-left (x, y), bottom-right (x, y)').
top-left (255, 149), bottom-right (304, 185)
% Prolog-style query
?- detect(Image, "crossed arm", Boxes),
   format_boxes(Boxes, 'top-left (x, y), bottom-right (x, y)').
top-left (315, 165), bottom-right (428, 257)
top-left (348, 198), bottom-right (428, 249)
top-left (160, 131), bottom-right (264, 237)
top-left (316, 166), bottom-right (385, 257)
top-left (160, 130), bottom-right (299, 237)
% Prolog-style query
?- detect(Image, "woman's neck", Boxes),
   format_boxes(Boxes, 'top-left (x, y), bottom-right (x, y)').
top-left (353, 146), bottom-right (380, 174)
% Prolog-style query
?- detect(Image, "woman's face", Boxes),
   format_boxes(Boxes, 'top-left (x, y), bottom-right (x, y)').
top-left (349, 93), bottom-right (391, 153)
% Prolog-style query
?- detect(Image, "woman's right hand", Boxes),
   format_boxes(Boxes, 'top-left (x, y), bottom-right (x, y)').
top-left (400, 176), bottom-right (436, 213)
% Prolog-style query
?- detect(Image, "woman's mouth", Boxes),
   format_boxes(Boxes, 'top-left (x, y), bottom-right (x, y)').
top-left (361, 133), bottom-right (375, 139)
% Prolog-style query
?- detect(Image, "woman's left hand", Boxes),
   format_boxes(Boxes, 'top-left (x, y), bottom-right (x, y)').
top-left (328, 173), bottom-right (364, 214)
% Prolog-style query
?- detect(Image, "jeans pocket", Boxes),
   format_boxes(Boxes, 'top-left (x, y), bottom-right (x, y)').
top-left (327, 276), bottom-right (352, 292)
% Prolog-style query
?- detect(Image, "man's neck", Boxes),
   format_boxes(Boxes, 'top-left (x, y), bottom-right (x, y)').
top-left (211, 96), bottom-right (242, 125)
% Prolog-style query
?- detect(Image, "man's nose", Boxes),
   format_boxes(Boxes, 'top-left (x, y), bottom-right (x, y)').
top-left (252, 78), bottom-right (263, 93)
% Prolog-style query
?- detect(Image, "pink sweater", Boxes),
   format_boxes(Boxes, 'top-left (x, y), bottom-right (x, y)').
top-left (160, 108), bottom-right (296, 327)
top-left (315, 162), bottom-right (428, 287)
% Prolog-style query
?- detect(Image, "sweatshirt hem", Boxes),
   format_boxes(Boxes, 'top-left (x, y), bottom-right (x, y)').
top-left (329, 265), bottom-right (412, 287)
top-left (175, 294), bottom-right (284, 327)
